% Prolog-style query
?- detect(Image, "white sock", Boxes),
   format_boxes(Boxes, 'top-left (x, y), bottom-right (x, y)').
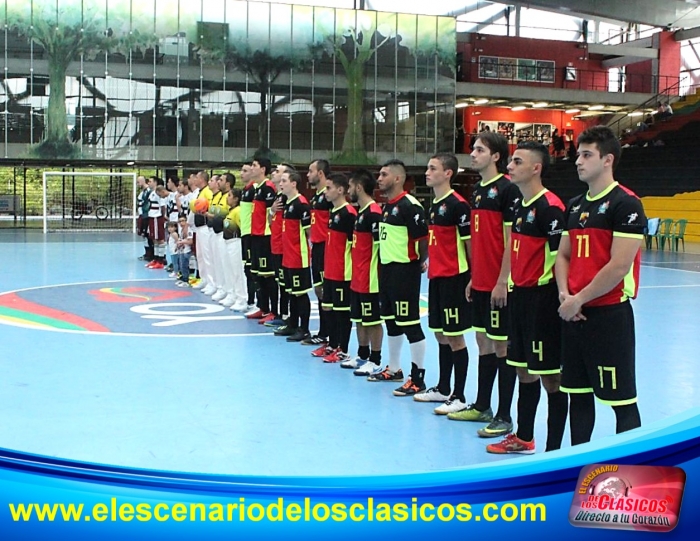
top-left (388, 335), bottom-right (403, 373)
top-left (409, 339), bottom-right (426, 369)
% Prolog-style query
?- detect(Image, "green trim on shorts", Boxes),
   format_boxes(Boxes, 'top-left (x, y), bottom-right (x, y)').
top-left (597, 396), bottom-right (638, 406)
top-left (257, 271), bottom-right (276, 277)
top-left (360, 319), bottom-right (384, 327)
top-left (381, 315), bottom-right (396, 320)
top-left (507, 359), bottom-right (527, 368)
top-left (321, 303), bottom-right (333, 309)
top-left (443, 328), bottom-right (472, 337)
top-left (560, 386), bottom-right (594, 394)
top-left (428, 326), bottom-right (444, 333)
top-left (396, 319), bottom-right (421, 326)
top-left (472, 325), bottom-right (487, 333)
top-left (528, 368), bottom-right (561, 375)
top-left (287, 288), bottom-right (312, 296)
top-left (332, 307), bottom-right (351, 312)
top-left (486, 332), bottom-right (508, 341)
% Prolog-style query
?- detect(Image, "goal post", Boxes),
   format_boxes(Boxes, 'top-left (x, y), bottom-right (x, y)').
top-left (42, 172), bottom-right (138, 234)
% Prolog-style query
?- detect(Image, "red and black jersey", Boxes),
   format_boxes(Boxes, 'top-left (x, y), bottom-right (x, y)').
top-left (282, 194), bottom-right (311, 269)
top-left (252, 179), bottom-right (276, 236)
top-left (270, 193), bottom-right (287, 255)
top-left (351, 201), bottom-right (382, 294)
top-left (564, 182), bottom-right (646, 307)
top-left (325, 202), bottom-right (357, 282)
top-left (379, 192), bottom-right (429, 265)
top-left (428, 189), bottom-right (471, 279)
top-left (240, 181), bottom-right (256, 236)
top-left (511, 189), bottom-right (565, 288)
top-left (470, 174), bottom-right (522, 291)
top-left (310, 187), bottom-right (333, 244)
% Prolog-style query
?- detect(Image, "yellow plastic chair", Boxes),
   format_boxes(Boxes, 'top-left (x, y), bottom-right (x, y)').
top-left (649, 218), bottom-right (673, 250)
top-left (670, 219), bottom-right (688, 251)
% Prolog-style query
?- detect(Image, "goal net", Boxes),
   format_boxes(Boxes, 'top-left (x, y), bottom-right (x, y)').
top-left (43, 172), bottom-right (137, 233)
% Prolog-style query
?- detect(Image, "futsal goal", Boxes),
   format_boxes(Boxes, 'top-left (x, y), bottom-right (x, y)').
top-left (42, 171), bottom-right (137, 233)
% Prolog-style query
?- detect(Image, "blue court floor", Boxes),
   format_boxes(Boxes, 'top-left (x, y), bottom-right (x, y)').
top-left (1, 231), bottom-right (699, 477)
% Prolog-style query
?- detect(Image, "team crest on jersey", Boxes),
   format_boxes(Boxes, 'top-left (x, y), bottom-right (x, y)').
top-left (358, 214), bottom-right (364, 223)
top-left (438, 204), bottom-right (447, 216)
top-left (526, 208), bottom-right (536, 223)
top-left (571, 204), bottom-right (581, 214)
top-left (515, 217), bottom-right (523, 231)
top-left (510, 197), bottom-right (520, 211)
top-left (391, 206), bottom-right (399, 216)
top-left (487, 187), bottom-right (498, 199)
top-left (627, 212), bottom-right (638, 224)
top-left (597, 200), bottom-right (610, 214)
top-left (334, 214), bottom-right (341, 223)
top-left (579, 211), bottom-right (589, 226)
top-left (475, 195), bottom-right (482, 207)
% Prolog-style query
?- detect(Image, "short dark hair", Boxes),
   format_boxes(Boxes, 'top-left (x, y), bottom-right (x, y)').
top-left (431, 152), bottom-right (459, 179)
top-left (287, 171), bottom-right (302, 187)
top-left (475, 132), bottom-right (509, 173)
top-left (197, 170), bottom-right (209, 182)
top-left (577, 126), bottom-right (621, 170)
top-left (328, 172), bottom-right (349, 193)
top-left (168, 176), bottom-right (180, 186)
top-left (223, 172), bottom-right (236, 187)
top-left (382, 159), bottom-right (406, 179)
top-left (515, 140), bottom-right (550, 179)
top-left (349, 168), bottom-right (376, 195)
top-left (229, 188), bottom-right (242, 200)
top-left (279, 162), bottom-right (296, 173)
top-left (254, 158), bottom-right (272, 177)
top-left (313, 159), bottom-right (331, 177)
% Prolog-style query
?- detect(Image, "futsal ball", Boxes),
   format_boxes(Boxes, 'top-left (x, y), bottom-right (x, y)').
top-left (193, 198), bottom-right (209, 214)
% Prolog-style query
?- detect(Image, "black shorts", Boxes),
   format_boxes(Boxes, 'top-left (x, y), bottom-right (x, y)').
top-left (272, 253), bottom-right (284, 285)
top-left (428, 273), bottom-right (472, 336)
top-left (322, 279), bottom-right (351, 311)
top-left (311, 242), bottom-right (325, 287)
top-left (471, 289), bottom-right (509, 341)
top-left (242, 235), bottom-right (252, 267)
top-left (251, 236), bottom-right (274, 276)
top-left (380, 261), bottom-right (422, 326)
top-left (350, 291), bottom-right (382, 326)
top-left (560, 301), bottom-right (637, 406)
top-left (507, 283), bottom-right (561, 374)
top-left (283, 267), bottom-right (312, 296)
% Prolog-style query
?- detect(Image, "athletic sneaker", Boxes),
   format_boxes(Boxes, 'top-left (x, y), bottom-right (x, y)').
top-left (301, 334), bottom-right (328, 346)
top-left (434, 397), bottom-right (468, 415)
top-left (286, 329), bottom-right (311, 342)
top-left (202, 285), bottom-right (217, 295)
top-left (245, 309), bottom-right (264, 319)
top-left (310, 344), bottom-right (332, 358)
top-left (447, 404), bottom-right (494, 422)
top-left (264, 317), bottom-right (286, 328)
top-left (340, 357), bottom-right (366, 370)
top-left (150, 261), bottom-right (165, 269)
top-left (477, 417), bottom-right (514, 438)
top-left (165, 264), bottom-right (173, 272)
top-left (274, 325), bottom-right (296, 337)
top-left (191, 279), bottom-right (207, 290)
top-left (322, 349), bottom-right (350, 364)
top-left (486, 433), bottom-right (535, 455)
top-left (220, 295), bottom-right (236, 307)
top-left (211, 289), bottom-right (227, 301)
top-left (367, 367), bottom-right (404, 382)
top-left (258, 313), bottom-right (275, 325)
top-left (413, 386), bottom-right (450, 403)
top-left (175, 280), bottom-right (191, 288)
top-left (392, 378), bottom-right (426, 397)
top-left (231, 302), bottom-right (248, 312)
top-left (353, 361), bottom-right (379, 376)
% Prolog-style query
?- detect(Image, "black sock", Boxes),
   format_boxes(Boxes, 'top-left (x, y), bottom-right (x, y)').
top-left (546, 390), bottom-right (568, 452)
top-left (613, 403), bottom-right (641, 434)
top-left (267, 276), bottom-right (278, 316)
top-left (437, 344), bottom-right (453, 396)
top-left (245, 267), bottom-right (256, 305)
top-left (279, 288), bottom-right (289, 317)
top-left (325, 310), bottom-right (337, 348)
top-left (298, 294), bottom-right (311, 332)
top-left (411, 363), bottom-right (426, 386)
top-left (452, 347), bottom-right (469, 401)
top-left (369, 350), bottom-right (382, 365)
top-left (358, 345), bottom-right (370, 360)
top-left (338, 312), bottom-right (352, 353)
top-left (475, 353), bottom-right (498, 412)
top-left (515, 380), bottom-right (541, 443)
top-left (318, 304), bottom-right (328, 339)
top-left (288, 296), bottom-right (299, 329)
top-left (570, 393), bottom-right (595, 445)
top-left (495, 356), bottom-right (516, 423)
top-left (257, 276), bottom-right (270, 313)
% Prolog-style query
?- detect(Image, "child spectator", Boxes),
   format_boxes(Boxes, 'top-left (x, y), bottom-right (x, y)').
top-left (166, 221), bottom-right (180, 278)
top-left (175, 215), bottom-right (194, 287)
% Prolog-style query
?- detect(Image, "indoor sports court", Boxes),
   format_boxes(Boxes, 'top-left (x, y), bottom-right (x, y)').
top-left (1, 231), bottom-right (698, 477)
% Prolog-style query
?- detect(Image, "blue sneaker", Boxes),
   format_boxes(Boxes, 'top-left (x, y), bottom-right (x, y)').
top-left (264, 317), bottom-right (286, 328)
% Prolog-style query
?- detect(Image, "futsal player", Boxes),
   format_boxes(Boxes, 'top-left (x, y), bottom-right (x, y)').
top-left (369, 160), bottom-right (429, 398)
top-left (448, 132), bottom-right (520, 439)
top-left (239, 164), bottom-right (258, 312)
top-left (414, 153), bottom-right (473, 415)
top-left (340, 169), bottom-right (384, 376)
top-left (486, 141), bottom-right (568, 455)
top-left (556, 125), bottom-right (646, 445)
top-left (303, 159), bottom-right (333, 352)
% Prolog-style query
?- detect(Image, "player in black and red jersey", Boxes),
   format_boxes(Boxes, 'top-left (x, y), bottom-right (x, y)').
top-left (319, 173), bottom-right (357, 364)
top-left (370, 160), bottom-right (429, 398)
top-left (274, 170), bottom-right (313, 342)
top-left (556, 126), bottom-right (646, 445)
top-left (486, 141), bottom-right (568, 455)
top-left (239, 164), bottom-right (257, 312)
top-left (304, 159), bottom-right (334, 351)
top-left (248, 158), bottom-right (279, 324)
top-left (340, 169), bottom-right (384, 375)
top-left (448, 132), bottom-right (521, 440)
top-left (414, 153), bottom-right (473, 415)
